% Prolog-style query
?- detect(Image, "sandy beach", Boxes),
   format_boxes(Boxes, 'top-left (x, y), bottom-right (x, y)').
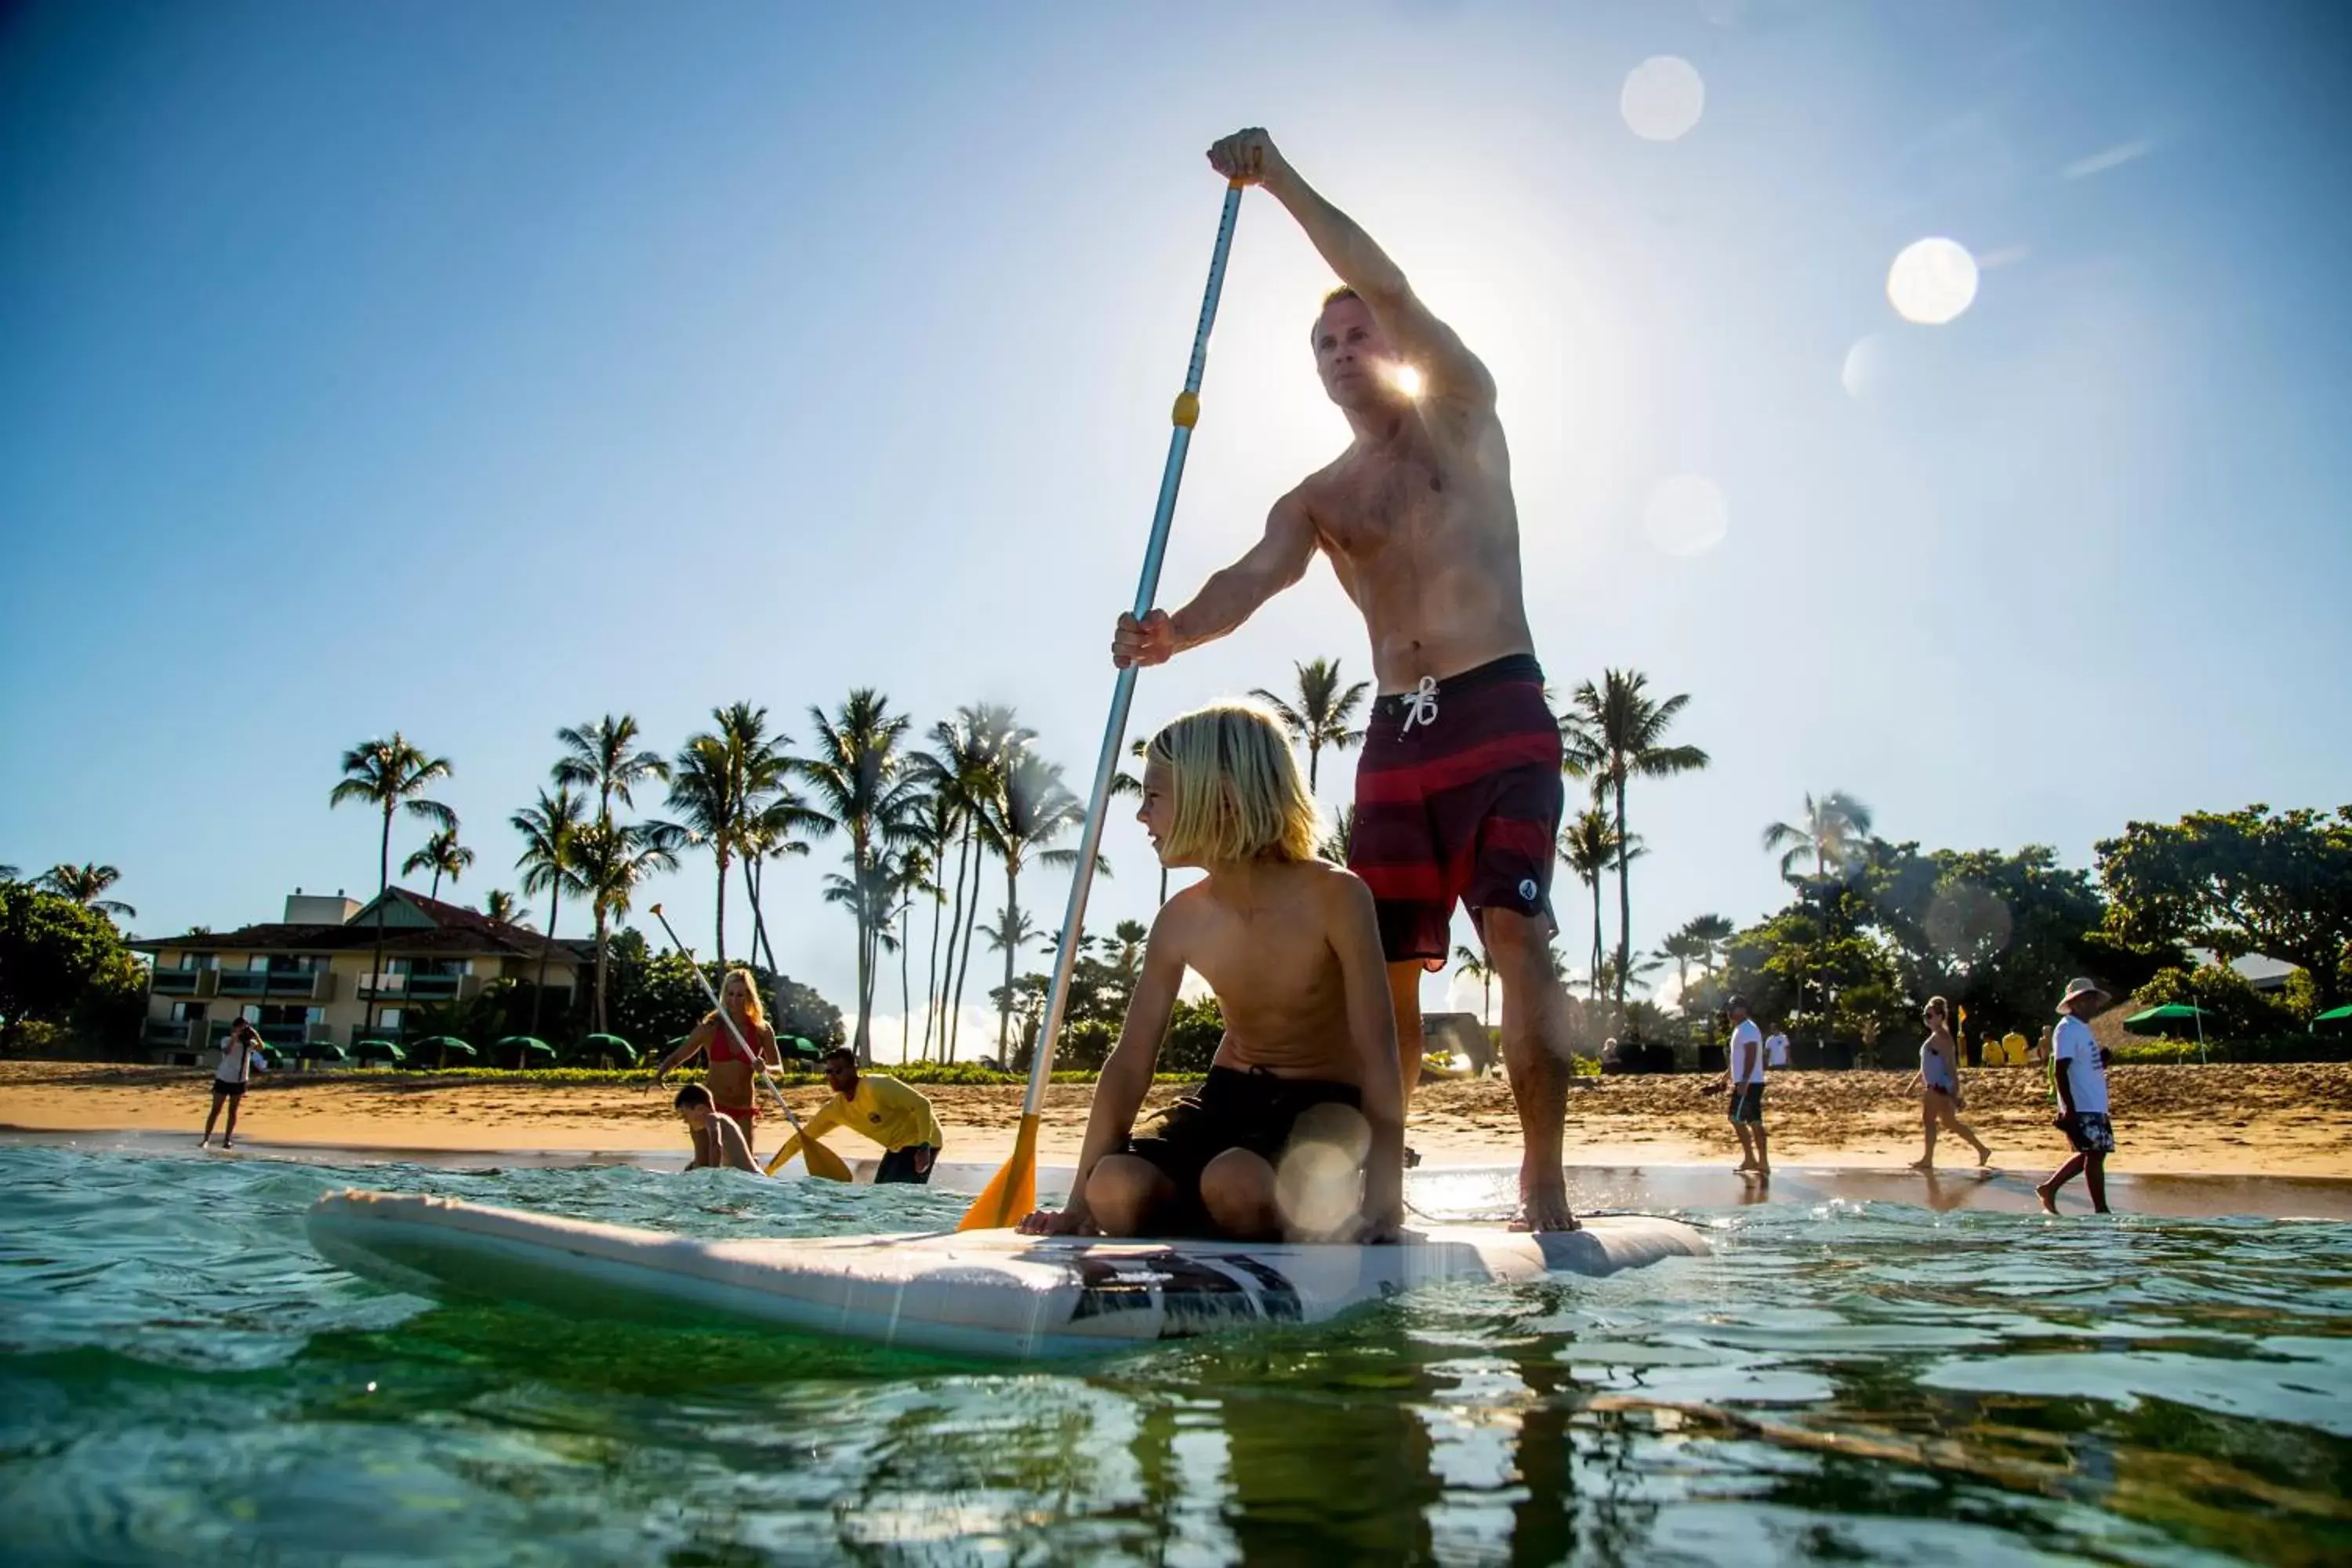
top-left (5, 1060), bottom-right (2348, 1176)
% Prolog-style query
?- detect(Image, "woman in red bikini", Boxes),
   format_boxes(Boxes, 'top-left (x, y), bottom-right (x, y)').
top-left (652, 967), bottom-right (780, 1167)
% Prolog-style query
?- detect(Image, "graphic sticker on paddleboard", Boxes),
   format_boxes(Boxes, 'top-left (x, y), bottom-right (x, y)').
top-left (1067, 1250), bottom-right (1305, 1336)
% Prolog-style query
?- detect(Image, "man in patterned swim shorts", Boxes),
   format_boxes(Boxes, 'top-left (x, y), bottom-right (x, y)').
top-left (1111, 127), bottom-right (1577, 1231)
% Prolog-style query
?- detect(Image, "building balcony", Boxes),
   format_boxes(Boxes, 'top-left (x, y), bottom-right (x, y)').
top-left (358, 973), bottom-right (466, 1003)
top-left (143, 1019), bottom-right (194, 1048)
top-left (218, 970), bottom-right (332, 1000)
top-left (149, 967), bottom-right (217, 999)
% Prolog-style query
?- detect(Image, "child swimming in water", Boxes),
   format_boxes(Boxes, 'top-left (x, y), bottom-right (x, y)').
top-left (1019, 701), bottom-right (1405, 1243)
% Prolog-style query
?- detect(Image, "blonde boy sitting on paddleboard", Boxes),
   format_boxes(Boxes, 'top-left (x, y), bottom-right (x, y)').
top-left (1021, 702), bottom-right (1406, 1243)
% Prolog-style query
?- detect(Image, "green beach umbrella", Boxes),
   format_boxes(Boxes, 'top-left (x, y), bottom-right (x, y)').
top-left (581, 1033), bottom-right (637, 1065)
top-left (496, 1035), bottom-right (557, 1069)
top-left (2123, 1002), bottom-right (2209, 1063)
top-left (300, 1041), bottom-right (350, 1064)
top-left (354, 1038), bottom-right (407, 1065)
top-left (416, 1035), bottom-right (476, 1068)
top-left (780, 1034), bottom-right (822, 1064)
top-left (2311, 1004), bottom-right (2352, 1034)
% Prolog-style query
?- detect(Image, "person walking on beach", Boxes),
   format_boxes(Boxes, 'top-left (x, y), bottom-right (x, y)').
top-left (771, 1049), bottom-right (944, 1184)
top-left (200, 1018), bottom-right (263, 1149)
top-left (2038, 978), bottom-right (2116, 1214)
top-left (1111, 127), bottom-right (1576, 1232)
top-left (652, 967), bottom-right (781, 1163)
top-left (1765, 1022), bottom-right (1791, 1073)
top-left (1909, 996), bottom-right (1991, 1171)
top-left (1722, 996), bottom-right (1769, 1178)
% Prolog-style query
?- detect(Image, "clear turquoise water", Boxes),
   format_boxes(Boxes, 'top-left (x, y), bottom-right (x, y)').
top-left (3, 1146), bottom-right (2348, 1566)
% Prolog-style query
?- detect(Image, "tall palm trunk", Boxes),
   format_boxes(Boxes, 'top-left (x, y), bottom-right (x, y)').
top-left (1589, 876), bottom-right (1606, 1004)
top-left (950, 827), bottom-right (986, 1062)
top-left (997, 860), bottom-right (1022, 1054)
top-left (528, 882), bottom-right (561, 1044)
top-left (429, 866), bottom-right (443, 900)
top-left (593, 898), bottom-right (612, 1035)
top-left (1613, 777), bottom-right (1632, 1018)
top-left (713, 849), bottom-right (731, 970)
top-left (368, 804), bottom-right (394, 1034)
top-left (924, 831), bottom-right (963, 1060)
top-left (899, 897), bottom-right (913, 1062)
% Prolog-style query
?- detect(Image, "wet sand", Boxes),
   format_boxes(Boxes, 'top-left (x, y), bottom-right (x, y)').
top-left (6, 1059), bottom-right (2348, 1183)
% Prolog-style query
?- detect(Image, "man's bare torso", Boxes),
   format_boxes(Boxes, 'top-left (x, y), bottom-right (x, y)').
top-left (1296, 397), bottom-right (1534, 694)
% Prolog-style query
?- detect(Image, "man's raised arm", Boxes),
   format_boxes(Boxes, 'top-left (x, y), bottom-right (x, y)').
top-left (1209, 127), bottom-right (1494, 402)
top-left (1112, 489), bottom-right (1317, 667)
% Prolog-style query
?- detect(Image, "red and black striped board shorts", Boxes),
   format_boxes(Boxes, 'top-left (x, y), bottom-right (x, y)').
top-left (1347, 653), bottom-right (1564, 968)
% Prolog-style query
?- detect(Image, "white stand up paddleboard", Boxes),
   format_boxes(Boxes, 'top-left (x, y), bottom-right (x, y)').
top-left (307, 1190), bottom-right (1708, 1360)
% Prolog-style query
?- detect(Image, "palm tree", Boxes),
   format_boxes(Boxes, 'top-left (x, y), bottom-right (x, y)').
top-left (739, 784), bottom-right (825, 985)
top-left (1251, 656), bottom-right (1371, 793)
top-left (1682, 913), bottom-right (1736, 975)
top-left (330, 735), bottom-right (456, 1033)
top-left (660, 704), bottom-right (789, 969)
top-left (1559, 808), bottom-right (1624, 1004)
top-left (888, 845), bottom-right (933, 1062)
top-left (1454, 942), bottom-right (1493, 1026)
top-left (511, 784), bottom-right (586, 1042)
top-left (795, 691), bottom-right (927, 1062)
top-left (38, 863), bottom-right (136, 920)
top-left (978, 903), bottom-right (1051, 960)
top-left (553, 714), bottom-right (671, 829)
top-left (1654, 928), bottom-right (1708, 1001)
top-left (1559, 670), bottom-right (1708, 1014)
top-left (401, 826), bottom-right (474, 902)
top-left (1762, 790), bottom-right (1875, 884)
top-left (978, 750), bottom-right (1090, 1055)
top-left (481, 888), bottom-right (532, 929)
top-left (931, 703), bottom-right (1033, 1062)
top-left (905, 768), bottom-right (962, 1060)
top-left (570, 819), bottom-right (680, 1033)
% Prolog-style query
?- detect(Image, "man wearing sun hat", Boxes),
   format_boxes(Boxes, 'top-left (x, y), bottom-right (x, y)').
top-left (2037, 977), bottom-right (2117, 1214)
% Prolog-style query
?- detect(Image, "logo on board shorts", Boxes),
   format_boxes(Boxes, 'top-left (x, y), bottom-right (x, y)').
top-left (1519, 879), bottom-right (1539, 905)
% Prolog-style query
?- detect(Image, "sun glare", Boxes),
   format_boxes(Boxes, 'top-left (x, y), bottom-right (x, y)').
top-left (1887, 238), bottom-right (1980, 325)
top-left (1388, 363), bottom-right (1425, 399)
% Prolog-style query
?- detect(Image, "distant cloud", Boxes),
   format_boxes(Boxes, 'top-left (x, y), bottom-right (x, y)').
top-left (2061, 139), bottom-right (2155, 180)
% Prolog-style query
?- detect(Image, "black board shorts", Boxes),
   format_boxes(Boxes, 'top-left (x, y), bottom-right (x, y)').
top-left (1126, 1066), bottom-right (1362, 1236)
top-left (1727, 1083), bottom-right (1765, 1124)
top-left (875, 1144), bottom-right (936, 1185)
top-left (212, 1079), bottom-right (246, 1099)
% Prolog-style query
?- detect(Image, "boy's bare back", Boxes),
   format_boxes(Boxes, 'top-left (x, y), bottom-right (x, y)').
top-left (1160, 858), bottom-right (1377, 1087)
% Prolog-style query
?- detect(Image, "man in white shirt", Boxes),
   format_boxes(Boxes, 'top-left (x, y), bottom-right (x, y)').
top-left (200, 1018), bottom-right (263, 1149)
top-left (2036, 977), bottom-right (2115, 1214)
top-left (1765, 1025), bottom-right (1791, 1072)
top-left (1722, 995), bottom-right (1769, 1178)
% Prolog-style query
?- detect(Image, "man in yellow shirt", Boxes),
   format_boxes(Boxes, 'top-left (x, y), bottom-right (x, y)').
top-left (774, 1048), bottom-right (945, 1184)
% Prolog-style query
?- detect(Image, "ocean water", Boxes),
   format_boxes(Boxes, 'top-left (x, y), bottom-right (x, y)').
top-left (2, 1146), bottom-right (2348, 1566)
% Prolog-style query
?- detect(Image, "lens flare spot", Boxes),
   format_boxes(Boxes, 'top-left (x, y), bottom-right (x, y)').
top-left (1841, 334), bottom-right (1887, 398)
top-left (1621, 56), bottom-right (1706, 143)
top-left (1887, 238), bottom-right (1980, 325)
top-left (1387, 362), bottom-right (1425, 399)
top-left (1643, 474), bottom-right (1729, 558)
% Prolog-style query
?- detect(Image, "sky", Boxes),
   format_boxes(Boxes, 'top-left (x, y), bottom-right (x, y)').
top-left (4, 1), bottom-right (2349, 1057)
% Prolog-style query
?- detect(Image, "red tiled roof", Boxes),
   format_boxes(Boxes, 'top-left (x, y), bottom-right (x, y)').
top-left (130, 887), bottom-right (583, 964)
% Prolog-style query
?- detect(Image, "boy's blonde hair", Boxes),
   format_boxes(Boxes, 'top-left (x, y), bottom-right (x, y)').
top-left (707, 966), bottom-right (768, 1030)
top-left (1147, 702), bottom-right (1321, 865)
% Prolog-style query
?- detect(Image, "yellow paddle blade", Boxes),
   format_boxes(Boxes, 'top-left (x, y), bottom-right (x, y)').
top-left (957, 1113), bottom-right (1040, 1232)
top-left (800, 1137), bottom-right (855, 1184)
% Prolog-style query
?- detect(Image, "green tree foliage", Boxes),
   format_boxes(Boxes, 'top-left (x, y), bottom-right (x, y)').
top-left (329, 733), bottom-right (455, 1032)
top-left (37, 863), bottom-right (136, 920)
top-left (1160, 996), bottom-right (1225, 1074)
top-left (401, 826), bottom-right (473, 902)
top-left (599, 928), bottom-right (844, 1054)
top-left (2098, 805), bottom-right (2352, 1007)
top-left (0, 883), bottom-right (146, 1051)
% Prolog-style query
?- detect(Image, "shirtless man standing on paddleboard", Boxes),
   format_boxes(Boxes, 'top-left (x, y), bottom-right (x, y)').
top-left (1112, 128), bottom-right (1577, 1231)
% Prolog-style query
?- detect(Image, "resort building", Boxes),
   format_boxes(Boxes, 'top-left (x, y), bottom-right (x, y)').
top-left (131, 889), bottom-right (586, 1063)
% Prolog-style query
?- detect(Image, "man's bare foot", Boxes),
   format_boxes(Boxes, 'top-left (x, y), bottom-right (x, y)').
top-left (1509, 1188), bottom-right (1580, 1232)
top-left (1975, 1146), bottom-right (1994, 1167)
top-left (1908, 1157), bottom-right (1933, 1171)
top-left (220, 1138), bottom-right (234, 1150)
top-left (2034, 1183), bottom-right (2060, 1214)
